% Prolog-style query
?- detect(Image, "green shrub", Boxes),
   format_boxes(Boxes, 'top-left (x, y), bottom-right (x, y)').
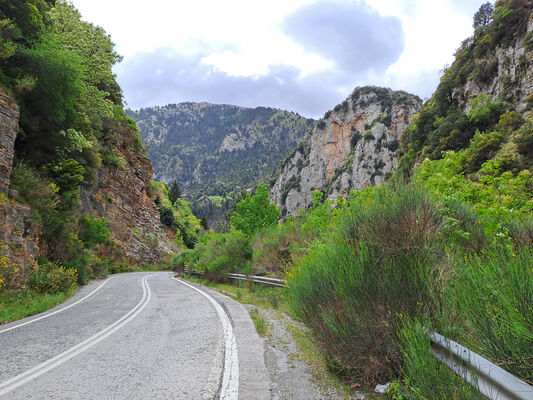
top-left (287, 184), bottom-right (445, 385)
top-left (196, 230), bottom-right (252, 280)
top-left (28, 261), bottom-right (77, 293)
top-left (10, 162), bottom-right (59, 216)
top-left (46, 158), bottom-right (85, 193)
top-left (231, 185), bottom-right (280, 237)
top-left (251, 218), bottom-right (307, 277)
top-left (78, 215), bottom-right (111, 248)
top-left (171, 248), bottom-right (200, 272)
top-left (100, 147), bottom-right (126, 170)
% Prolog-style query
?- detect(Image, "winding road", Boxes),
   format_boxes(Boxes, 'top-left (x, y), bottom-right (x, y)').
top-left (0, 272), bottom-right (259, 400)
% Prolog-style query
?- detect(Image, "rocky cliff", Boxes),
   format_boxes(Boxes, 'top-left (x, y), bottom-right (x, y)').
top-left (0, 88), bottom-right (40, 289)
top-left (452, 12), bottom-right (533, 114)
top-left (79, 129), bottom-right (175, 264)
top-left (0, 85), bottom-right (174, 284)
top-left (270, 87), bottom-right (421, 215)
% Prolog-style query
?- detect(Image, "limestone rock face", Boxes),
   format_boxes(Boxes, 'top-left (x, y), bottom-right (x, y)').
top-left (0, 88), bottom-right (18, 194)
top-left (270, 87), bottom-right (421, 216)
top-left (0, 88), bottom-right (40, 288)
top-left (453, 18), bottom-right (533, 113)
top-left (80, 137), bottom-right (175, 264)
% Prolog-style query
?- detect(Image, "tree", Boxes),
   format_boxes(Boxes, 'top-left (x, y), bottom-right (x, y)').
top-left (230, 185), bottom-right (280, 237)
top-left (473, 2), bottom-right (494, 30)
top-left (169, 180), bottom-right (181, 204)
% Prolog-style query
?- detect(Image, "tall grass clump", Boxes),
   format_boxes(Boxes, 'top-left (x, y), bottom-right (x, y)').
top-left (448, 246), bottom-right (533, 382)
top-left (287, 184), bottom-right (445, 385)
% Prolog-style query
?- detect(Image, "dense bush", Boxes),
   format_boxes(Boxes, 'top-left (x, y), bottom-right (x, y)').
top-left (251, 218), bottom-right (306, 277)
top-left (196, 231), bottom-right (252, 280)
top-left (78, 215), bottom-right (111, 248)
top-left (287, 185), bottom-right (445, 385)
top-left (230, 185), bottom-right (280, 237)
top-left (28, 261), bottom-right (77, 293)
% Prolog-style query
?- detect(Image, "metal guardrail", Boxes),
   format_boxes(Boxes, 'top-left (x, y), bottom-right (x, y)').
top-left (183, 269), bottom-right (532, 400)
top-left (429, 331), bottom-right (533, 400)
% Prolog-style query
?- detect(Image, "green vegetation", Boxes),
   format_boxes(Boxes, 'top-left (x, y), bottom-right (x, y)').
top-left (148, 180), bottom-right (201, 248)
top-left (248, 308), bottom-right (267, 336)
top-left (0, 2), bottom-right (196, 299)
top-left (0, 287), bottom-right (75, 325)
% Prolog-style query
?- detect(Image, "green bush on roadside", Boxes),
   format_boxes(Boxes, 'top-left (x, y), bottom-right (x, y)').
top-left (287, 184), bottom-right (445, 385)
top-left (28, 261), bottom-right (77, 293)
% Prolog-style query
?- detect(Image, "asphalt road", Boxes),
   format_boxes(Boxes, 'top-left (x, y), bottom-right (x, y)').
top-left (0, 272), bottom-right (232, 400)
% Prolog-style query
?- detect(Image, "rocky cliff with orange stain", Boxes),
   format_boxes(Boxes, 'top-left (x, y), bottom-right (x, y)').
top-left (270, 87), bottom-right (421, 216)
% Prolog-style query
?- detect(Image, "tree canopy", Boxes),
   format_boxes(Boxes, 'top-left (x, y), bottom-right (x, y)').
top-left (230, 185), bottom-right (280, 237)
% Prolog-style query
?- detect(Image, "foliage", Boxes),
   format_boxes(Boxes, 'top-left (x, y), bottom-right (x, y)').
top-left (412, 151), bottom-right (533, 241)
top-left (28, 261), bottom-right (77, 293)
top-left (387, 319), bottom-right (485, 400)
top-left (473, 2), bottom-right (494, 31)
top-left (231, 185), bottom-right (280, 237)
top-left (251, 218), bottom-right (307, 277)
top-left (78, 215), bottom-right (111, 248)
top-left (193, 230), bottom-right (252, 279)
top-left (169, 180), bottom-right (181, 204)
top-left (149, 180), bottom-right (201, 248)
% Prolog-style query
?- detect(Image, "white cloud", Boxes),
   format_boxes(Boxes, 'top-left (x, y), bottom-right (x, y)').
top-left (70, 0), bottom-right (489, 116)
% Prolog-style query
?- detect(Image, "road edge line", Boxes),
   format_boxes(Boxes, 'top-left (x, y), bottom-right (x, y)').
top-left (172, 277), bottom-right (239, 400)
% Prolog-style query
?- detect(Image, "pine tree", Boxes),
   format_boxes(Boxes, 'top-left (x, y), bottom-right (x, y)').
top-left (169, 180), bottom-right (181, 204)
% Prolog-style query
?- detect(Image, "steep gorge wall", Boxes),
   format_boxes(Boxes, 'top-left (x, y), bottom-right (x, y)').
top-left (79, 136), bottom-right (175, 264)
top-left (271, 87), bottom-right (421, 216)
top-left (0, 88), bottom-right (40, 288)
top-left (1, 85), bottom-right (174, 284)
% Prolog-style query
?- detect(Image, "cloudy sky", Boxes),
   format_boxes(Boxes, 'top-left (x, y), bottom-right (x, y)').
top-left (70, 0), bottom-right (489, 118)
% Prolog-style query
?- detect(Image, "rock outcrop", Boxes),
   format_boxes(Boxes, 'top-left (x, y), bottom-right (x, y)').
top-left (0, 88), bottom-right (40, 289)
top-left (452, 17), bottom-right (533, 113)
top-left (79, 131), bottom-right (175, 264)
top-left (270, 87), bottom-right (421, 216)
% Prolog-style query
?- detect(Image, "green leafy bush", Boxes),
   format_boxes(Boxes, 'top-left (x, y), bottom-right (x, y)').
top-left (231, 185), bottom-right (280, 237)
top-left (28, 261), bottom-right (77, 293)
top-left (78, 215), bottom-right (111, 248)
top-left (195, 231), bottom-right (252, 280)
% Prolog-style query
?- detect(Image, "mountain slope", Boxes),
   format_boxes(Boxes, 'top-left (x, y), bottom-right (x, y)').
top-left (270, 87), bottom-right (422, 216)
top-left (127, 103), bottom-right (315, 201)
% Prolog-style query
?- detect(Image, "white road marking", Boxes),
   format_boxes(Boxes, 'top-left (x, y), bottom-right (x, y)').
top-left (0, 275), bottom-right (152, 397)
top-left (172, 277), bottom-right (239, 400)
top-left (0, 276), bottom-right (116, 334)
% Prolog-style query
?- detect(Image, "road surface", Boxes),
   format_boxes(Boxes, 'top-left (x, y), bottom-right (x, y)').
top-left (0, 272), bottom-right (245, 400)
